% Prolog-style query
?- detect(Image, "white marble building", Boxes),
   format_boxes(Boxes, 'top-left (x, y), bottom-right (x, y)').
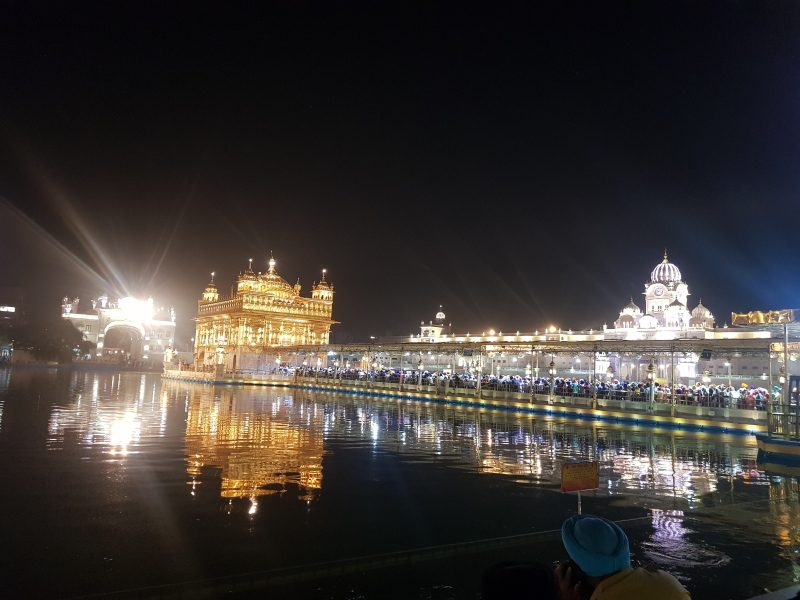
top-left (611, 252), bottom-right (714, 335)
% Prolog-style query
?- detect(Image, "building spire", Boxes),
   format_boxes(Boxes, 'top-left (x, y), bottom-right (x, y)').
top-left (321, 268), bottom-right (327, 282)
top-left (210, 271), bottom-right (215, 283)
top-left (268, 252), bottom-right (276, 274)
top-left (663, 248), bottom-right (669, 262)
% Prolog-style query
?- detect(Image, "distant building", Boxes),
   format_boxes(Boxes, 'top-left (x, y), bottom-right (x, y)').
top-left (609, 252), bottom-right (714, 334)
top-left (194, 256), bottom-right (337, 372)
top-left (404, 252), bottom-right (778, 384)
top-left (0, 287), bottom-right (24, 361)
top-left (61, 295), bottom-right (176, 363)
top-left (419, 306), bottom-right (451, 342)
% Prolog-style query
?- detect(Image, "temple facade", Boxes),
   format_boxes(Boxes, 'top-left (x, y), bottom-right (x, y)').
top-left (194, 256), bottom-right (336, 371)
top-left (61, 295), bottom-right (175, 363)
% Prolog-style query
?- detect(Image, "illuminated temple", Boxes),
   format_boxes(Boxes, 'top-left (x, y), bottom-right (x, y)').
top-left (194, 256), bottom-right (336, 371)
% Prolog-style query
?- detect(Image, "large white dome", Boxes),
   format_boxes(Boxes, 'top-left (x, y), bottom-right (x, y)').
top-left (650, 252), bottom-right (682, 284)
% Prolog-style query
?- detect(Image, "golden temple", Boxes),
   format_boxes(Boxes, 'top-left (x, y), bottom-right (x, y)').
top-left (194, 256), bottom-right (336, 371)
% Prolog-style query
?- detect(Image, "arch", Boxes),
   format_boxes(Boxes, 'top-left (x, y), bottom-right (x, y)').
top-left (104, 319), bottom-right (146, 338)
top-left (102, 324), bottom-right (145, 361)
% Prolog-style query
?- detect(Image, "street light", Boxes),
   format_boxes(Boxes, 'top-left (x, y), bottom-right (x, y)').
top-left (647, 361), bottom-right (656, 408)
top-left (724, 361), bottom-right (732, 387)
top-left (549, 360), bottom-right (556, 402)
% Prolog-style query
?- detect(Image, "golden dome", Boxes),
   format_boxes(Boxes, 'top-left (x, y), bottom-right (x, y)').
top-left (239, 258), bottom-right (258, 281)
top-left (259, 256), bottom-right (294, 296)
top-left (313, 268), bottom-right (332, 290)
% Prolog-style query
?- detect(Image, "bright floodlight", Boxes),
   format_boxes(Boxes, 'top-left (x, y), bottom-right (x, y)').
top-left (119, 297), bottom-right (155, 323)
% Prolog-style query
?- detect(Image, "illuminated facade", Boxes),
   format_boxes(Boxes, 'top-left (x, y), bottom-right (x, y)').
top-left (410, 252), bottom-right (717, 345)
top-left (61, 295), bottom-right (176, 362)
top-left (419, 306), bottom-right (451, 341)
top-left (402, 252), bottom-right (777, 382)
top-left (609, 252), bottom-right (714, 335)
top-left (194, 256), bottom-right (336, 371)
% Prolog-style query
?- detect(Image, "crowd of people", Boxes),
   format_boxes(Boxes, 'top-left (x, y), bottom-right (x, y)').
top-left (295, 366), bottom-right (783, 410)
top-left (482, 514), bottom-right (690, 599)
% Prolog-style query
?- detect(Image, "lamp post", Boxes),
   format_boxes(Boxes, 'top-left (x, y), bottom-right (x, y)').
top-left (525, 364), bottom-right (532, 400)
top-left (549, 360), bottom-right (557, 403)
top-left (724, 361), bottom-right (732, 388)
top-left (647, 361), bottom-right (655, 410)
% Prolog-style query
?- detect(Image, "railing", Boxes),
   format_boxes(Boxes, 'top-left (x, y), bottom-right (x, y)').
top-left (162, 369), bottom-right (767, 426)
top-left (769, 404), bottom-right (800, 437)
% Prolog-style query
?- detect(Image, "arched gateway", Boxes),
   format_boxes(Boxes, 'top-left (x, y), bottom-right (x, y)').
top-left (62, 295), bottom-right (175, 363)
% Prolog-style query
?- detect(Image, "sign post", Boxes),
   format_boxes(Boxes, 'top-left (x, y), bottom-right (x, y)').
top-left (561, 461), bottom-right (599, 515)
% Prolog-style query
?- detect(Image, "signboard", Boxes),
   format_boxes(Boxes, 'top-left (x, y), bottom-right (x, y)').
top-left (770, 342), bottom-right (800, 353)
top-left (732, 309), bottom-right (795, 325)
top-left (561, 461), bottom-right (599, 493)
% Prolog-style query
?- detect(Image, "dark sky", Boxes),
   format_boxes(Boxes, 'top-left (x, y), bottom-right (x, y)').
top-left (1, 2), bottom-right (799, 344)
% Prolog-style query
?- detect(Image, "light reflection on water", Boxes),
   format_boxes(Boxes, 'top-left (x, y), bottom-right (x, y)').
top-left (3, 369), bottom-right (799, 597)
top-left (41, 372), bottom-right (775, 513)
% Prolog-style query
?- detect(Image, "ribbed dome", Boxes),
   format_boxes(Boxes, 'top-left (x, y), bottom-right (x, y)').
top-left (650, 252), bottom-right (682, 284)
top-left (622, 298), bottom-right (641, 313)
top-left (259, 257), bottom-right (294, 295)
top-left (692, 301), bottom-right (711, 317)
top-left (639, 314), bottom-right (659, 328)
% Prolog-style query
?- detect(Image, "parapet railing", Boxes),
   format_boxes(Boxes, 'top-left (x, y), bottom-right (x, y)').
top-left (164, 369), bottom-right (767, 426)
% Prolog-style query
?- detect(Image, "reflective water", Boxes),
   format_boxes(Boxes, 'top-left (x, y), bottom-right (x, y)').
top-left (1, 368), bottom-right (799, 598)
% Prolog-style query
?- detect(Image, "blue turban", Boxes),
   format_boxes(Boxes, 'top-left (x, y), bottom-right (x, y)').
top-left (561, 515), bottom-right (631, 578)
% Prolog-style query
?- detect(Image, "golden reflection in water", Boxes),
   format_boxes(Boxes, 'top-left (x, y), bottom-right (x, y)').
top-left (768, 478), bottom-right (800, 563)
top-left (184, 388), bottom-right (324, 501)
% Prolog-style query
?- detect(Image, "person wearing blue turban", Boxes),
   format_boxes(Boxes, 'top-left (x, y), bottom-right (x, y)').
top-left (556, 515), bottom-right (690, 599)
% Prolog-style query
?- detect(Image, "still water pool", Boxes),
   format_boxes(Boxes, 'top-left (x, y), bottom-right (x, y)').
top-left (0, 368), bottom-right (798, 598)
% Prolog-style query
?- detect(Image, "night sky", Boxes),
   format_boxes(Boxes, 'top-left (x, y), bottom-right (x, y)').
top-left (1, 3), bottom-right (799, 345)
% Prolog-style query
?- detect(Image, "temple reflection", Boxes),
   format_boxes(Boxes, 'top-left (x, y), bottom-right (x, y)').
top-left (184, 388), bottom-right (324, 501)
top-left (9, 370), bottom-right (800, 598)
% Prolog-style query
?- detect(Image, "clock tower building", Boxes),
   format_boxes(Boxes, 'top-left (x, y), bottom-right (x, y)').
top-left (613, 252), bottom-right (711, 331)
top-left (645, 252), bottom-right (689, 327)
